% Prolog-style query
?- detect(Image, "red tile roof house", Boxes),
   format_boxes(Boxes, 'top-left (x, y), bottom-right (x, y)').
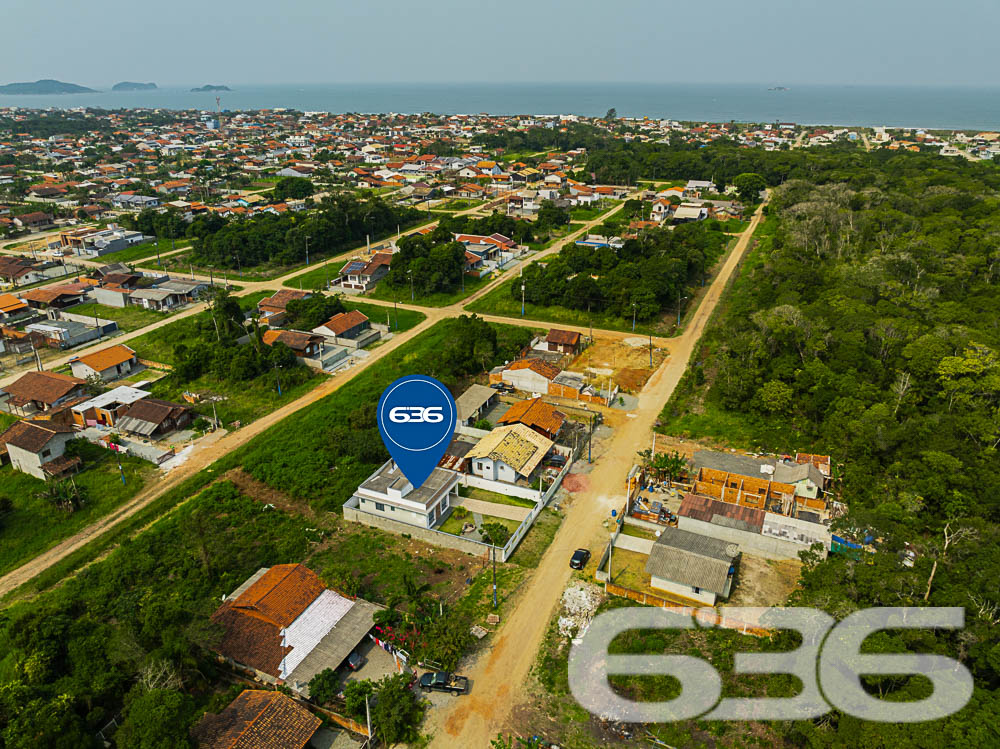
top-left (0, 371), bottom-right (86, 415)
top-left (68, 343), bottom-right (138, 382)
top-left (261, 329), bottom-right (324, 359)
top-left (190, 689), bottom-right (321, 749)
top-left (256, 289), bottom-right (311, 327)
top-left (543, 328), bottom-right (582, 355)
top-left (337, 252), bottom-right (392, 291)
top-left (0, 419), bottom-right (81, 480)
top-left (210, 564), bottom-right (383, 696)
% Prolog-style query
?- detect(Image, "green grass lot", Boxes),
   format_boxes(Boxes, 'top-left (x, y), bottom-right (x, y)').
top-left (0, 412), bottom-right (17, 430)
top-left (569, 200), bottom-right (620, 222)
top-left (345, 300), bottom-right (425, 332)
top-left (127, 291), bottom-right (272, 365)
top-left (508, 507), bottom-right (562, 568)
top-left (3, 318), bottom-right (540, 609)
top-left (466, 274), bottom-right (677, 335)
top-left (104, 237), bottom-right (191, 265)
top-left (458, 485), bottom-right (537, 508)
top-left (123, 289), bottom-right (323, 424)
top-left (366, 272), bottom-right (494, 308)
top-left (439, 511), bottom-right (520, 538)
top-left (440, 199), bottom-right (485, 211)
top-left (0, 440), bottom-right (154, 577)
top-left (148, 365), bottom-right (320, 427)
top-left (69, 302), bottom-right (171, 332)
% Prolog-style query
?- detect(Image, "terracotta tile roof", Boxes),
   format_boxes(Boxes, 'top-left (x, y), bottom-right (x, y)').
top-left (497, 397), bottom-right (565, 436)
top-left (21, 286), bottom-right (85, 304)
top-left (320, 309), bottom-right (368, 335)
top-left (74, 344), bottom-right (136, 373)
top-left (257, 289), bottom-right (309, 313)
top-left (232, 564), bottom-right (325, 627)
top-left (0, 418), bottom-right (74, 453)
top-left (0, 293), bottom-right (29, 314)
top-left (261, 330), bottom-right (320, 352)
top-left (120, 397), bottom-right (189, 427)
top-left (2, 371), bottom-right (85, 405)
top-left (545, 328), bottom-right (581, 346)
top-left (505, 358), bottom-right (560, 381)
top-left (191, 690), bottom-right (320, 749)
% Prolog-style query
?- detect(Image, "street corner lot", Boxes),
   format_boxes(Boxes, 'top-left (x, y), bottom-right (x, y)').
top-left (568, 336), bottom-right (669, 395)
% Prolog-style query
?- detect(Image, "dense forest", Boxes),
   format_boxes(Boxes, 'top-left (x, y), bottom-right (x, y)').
top-left (188, 194), bottom-right (422, 269)
top-left (657, 147), bottom-right (1000, 745)
top-left (513, 220), bottom-right (729, 321)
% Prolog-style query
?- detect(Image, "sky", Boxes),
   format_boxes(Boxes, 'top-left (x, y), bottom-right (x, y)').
top-left (2, 0), bottom-right (997, 88)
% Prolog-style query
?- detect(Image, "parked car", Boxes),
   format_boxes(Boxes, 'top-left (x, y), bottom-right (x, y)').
top-left (569, 548), bottom-right (591, 569)
top-left (346, 651), bottom-right (364, 671)
top-left (419, 671), bottom-right (469, 695)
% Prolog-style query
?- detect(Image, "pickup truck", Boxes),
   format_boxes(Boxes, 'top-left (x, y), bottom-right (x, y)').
top-left (419, 671), bottom-right (469, 695)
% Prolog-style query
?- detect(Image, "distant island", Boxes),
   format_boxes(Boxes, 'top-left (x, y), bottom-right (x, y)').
top-left (0, 79), bottom-right (97, 95)
top-left (112, 81), bottom-right (157, 92)
top-left (768, 86), bottom-right (790, 91)
top-left (191, 85), bottom-right (230, 92)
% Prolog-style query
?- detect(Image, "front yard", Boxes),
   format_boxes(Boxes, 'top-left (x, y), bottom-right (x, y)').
top-left (70, 302), bottom-right (172, 332)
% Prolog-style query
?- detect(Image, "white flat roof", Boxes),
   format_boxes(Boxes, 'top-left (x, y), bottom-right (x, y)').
top-left (72, 385), bottom-right (148, 412)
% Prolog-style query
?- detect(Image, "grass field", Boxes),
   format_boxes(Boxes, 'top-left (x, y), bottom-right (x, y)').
top-left (570, 201), bottom-right (620, 222)
top-left (70, 302), bottom-right (171, 332)
top-left (344, 299), bottom-right (425, 332)
top-left (458, 485), bottom-right (537, 508)
top-left (127, 290), bottom-right (273, 365)
top-left (0, 440), bottom-right (154, 577)
top-left (121, 289), bottom-right (323, 424)
top-left (366, 272), bottom-right (494, 308)
top-left (148, 365), bottom-right (320, 426)
top-left (104, 237), bottom-right (191, 265)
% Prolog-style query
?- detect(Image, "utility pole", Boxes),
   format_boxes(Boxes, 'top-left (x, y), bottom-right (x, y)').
top-left (491, 546), bottom-right (498, 609)
top-left (588, 412), bottom-right (594, 463)
top-left (632, 302), bottom-right (637, 332)
top-left (393, 299), bottom-right (398, 330)
top-left (304, 235), bottom-right (310, 266)
top-left (408, 270), bottom-right (414, 301)
top-left (677, 292), bottom-right (688, 327)
top-left (649, 332), bottom-right (653, 367)
top-left (520, 270), bottom-right (525, 317)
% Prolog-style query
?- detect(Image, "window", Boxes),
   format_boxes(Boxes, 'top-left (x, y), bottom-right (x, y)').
top-left (41, 449), bottom-right (51, 458)
top-left (693, 586), bottom-right (701, 594)
top-left (375, 502), bottom-right (385, 512)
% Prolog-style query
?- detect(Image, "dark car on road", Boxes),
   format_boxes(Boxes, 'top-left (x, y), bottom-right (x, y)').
top-left (569, 548), bottom-right (591, 569)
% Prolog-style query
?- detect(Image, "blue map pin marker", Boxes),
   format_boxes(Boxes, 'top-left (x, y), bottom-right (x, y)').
top-left (377, 375), bottom-right (457, 489)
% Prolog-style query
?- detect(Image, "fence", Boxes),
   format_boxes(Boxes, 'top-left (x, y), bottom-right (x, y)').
top-left (500, 447), bottom-right (576, 560)
top-left (603, 583), bottom-right (772, 638)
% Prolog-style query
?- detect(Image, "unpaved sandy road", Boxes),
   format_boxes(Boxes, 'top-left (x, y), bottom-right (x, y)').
top-left (425, 202), bottom-right (766, 748)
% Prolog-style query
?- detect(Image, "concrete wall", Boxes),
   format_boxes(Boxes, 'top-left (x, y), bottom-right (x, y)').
top-left (677, 515), bottom-right (826, 561)
top-left (650, 575), bottom-right (717, 606)
top-left (460, 473), bottom-right (540, 501)
top-left (58, 311), bottom-right (118, 335)
top-left (344, 495), bottom-right (495, 558)
top-left (614, 534), bottom-right (654, 554)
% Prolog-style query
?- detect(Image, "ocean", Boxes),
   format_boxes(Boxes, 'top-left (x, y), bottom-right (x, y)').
top-left (1, 82), bottom-right (998, 131)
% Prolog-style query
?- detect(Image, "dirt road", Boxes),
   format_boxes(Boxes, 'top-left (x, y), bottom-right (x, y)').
top-left (0, 313), bottom-right (441, 597)
top-left (0, 194), bottom-right (642, 597)
top-left (425, 201), bottom-right (766, 748)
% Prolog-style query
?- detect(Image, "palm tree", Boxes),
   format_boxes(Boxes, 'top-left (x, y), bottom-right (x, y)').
top-left (36, 479), bottom-right (86, 512)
